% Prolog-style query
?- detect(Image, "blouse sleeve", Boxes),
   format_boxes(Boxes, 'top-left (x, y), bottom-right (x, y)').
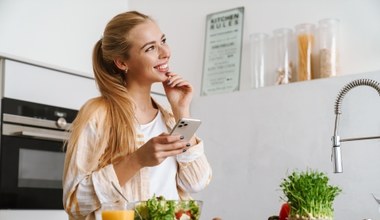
top-left (63, 110), bottom-right (121, 219)
top-left (154, 103), bottom-right (212, 195)
top-left (176, 138), bottom-right (212, 193)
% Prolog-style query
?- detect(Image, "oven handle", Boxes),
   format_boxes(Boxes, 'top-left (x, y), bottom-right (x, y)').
top-left (16, 131), bottom-right (68, 142)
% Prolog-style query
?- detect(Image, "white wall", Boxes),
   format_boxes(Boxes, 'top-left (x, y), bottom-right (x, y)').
top-left (191, 71), bottom-right (380, 220)
top-left (128, 0), bottom-right (380, 94)
top-left (0, 0), bottom-right (128, 77)
top-left (128, 1), bottom-right (380, 219)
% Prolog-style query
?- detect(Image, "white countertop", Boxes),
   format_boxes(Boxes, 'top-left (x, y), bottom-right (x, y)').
top-left (0, 210), bottom-right (68, 220)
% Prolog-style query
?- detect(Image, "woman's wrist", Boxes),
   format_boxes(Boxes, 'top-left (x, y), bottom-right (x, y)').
top-left (172, 108), bottom-right (190, 121)
top-left (113, 152), bottom-right (142, 185)
top-left (128, 152), bottom-right (143, 170)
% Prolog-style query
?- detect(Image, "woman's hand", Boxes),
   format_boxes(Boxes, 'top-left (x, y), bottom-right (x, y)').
top-left (114, 133), bottom-right (188, 185)
top-left (134, 132), bottom-right (188, 167)
top-left (163, 72), bottom-right (193, 120)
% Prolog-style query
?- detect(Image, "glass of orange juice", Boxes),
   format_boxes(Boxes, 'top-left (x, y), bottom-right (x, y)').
top-left (101, 202), bottom-right (134, 220)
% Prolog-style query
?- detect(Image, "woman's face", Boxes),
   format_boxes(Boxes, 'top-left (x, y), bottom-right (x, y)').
top-left (124, 20), bottom-right (171, 85)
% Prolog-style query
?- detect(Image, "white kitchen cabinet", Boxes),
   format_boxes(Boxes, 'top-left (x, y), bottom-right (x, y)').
top-left (0, 57), bottom-right (99, 110)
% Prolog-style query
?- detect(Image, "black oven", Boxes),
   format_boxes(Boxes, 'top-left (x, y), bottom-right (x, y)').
top-left (0, 98), bottom-right (77, 209)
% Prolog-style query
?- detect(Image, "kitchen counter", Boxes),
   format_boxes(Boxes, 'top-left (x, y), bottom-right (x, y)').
top-left (0, 210), bottom-right (67, 220)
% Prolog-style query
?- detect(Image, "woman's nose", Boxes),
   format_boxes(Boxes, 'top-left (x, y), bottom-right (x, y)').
top-left (158, 45), bottom-right (170, 59)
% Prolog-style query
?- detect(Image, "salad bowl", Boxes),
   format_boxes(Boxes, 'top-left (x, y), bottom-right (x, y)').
top-left (128, 196), bottom-right (203, 220)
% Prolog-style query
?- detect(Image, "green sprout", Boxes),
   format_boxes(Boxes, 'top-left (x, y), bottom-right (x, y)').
top-left (280, 169), bottom-right (342, 220)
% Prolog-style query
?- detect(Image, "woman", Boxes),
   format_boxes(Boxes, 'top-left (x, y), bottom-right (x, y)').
top-left (63, 11), bottom-right (212, 220)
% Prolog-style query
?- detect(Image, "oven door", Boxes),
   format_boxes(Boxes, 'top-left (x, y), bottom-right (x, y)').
top-left (0, 135), bottom-right (65, 209)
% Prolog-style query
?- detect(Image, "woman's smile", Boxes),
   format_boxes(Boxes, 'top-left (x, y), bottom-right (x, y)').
top-left (154, 62), bottom-right (169, 73)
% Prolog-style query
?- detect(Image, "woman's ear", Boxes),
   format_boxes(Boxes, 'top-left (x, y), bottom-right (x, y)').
top-left (114, 58), bottom-right (128, 71)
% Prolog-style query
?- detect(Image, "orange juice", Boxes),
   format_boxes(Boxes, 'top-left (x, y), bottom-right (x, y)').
top-left (101, 210), bottom-right (134, 220)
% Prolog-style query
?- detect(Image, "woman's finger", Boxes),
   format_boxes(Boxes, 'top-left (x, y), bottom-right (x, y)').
top-left (157, 147), bottom-right (188, 158)
top-left (166, 75), bottom-right (182, 86)
top-left (168, 78), bottom-right (189, 88)
top-left (155, 140), bottom-right (187, 152)
top-left (155, 134), bottom-right (183, 144)
top-left (175, 81), bottom-right (192, 88)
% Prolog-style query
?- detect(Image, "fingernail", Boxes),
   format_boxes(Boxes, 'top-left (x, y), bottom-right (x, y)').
top-left (180, 136), bottom-right (184, 140)
top-left (183, 149), bottom-right (187, 152)
top-left (186, 143), bottom-right (190, 147)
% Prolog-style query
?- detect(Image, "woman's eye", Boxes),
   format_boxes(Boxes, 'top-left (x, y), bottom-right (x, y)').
top-left (145, 46), bottom-right (155, 52)
top-left (161, 38), bottom-right (167, 44)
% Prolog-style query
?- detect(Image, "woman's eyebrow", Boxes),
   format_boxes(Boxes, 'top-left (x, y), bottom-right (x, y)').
top-left (140, 34), bottom-right (166, 50)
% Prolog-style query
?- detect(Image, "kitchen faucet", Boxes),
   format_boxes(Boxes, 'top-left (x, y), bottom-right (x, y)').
top-left (331, 78), bottom-right (380, 173)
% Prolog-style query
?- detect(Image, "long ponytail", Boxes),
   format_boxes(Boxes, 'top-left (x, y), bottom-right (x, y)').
top-left (91, 11), bottom-right (151, 168)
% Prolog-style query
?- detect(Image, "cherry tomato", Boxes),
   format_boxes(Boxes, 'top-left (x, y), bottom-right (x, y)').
top-left (175, 210), bottom-right (183, 219)
top-left (279, 203), bottom-right (290, 220)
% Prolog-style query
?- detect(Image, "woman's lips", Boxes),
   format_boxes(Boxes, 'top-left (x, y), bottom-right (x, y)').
top-left (154, 63), bottom-right (169, 72)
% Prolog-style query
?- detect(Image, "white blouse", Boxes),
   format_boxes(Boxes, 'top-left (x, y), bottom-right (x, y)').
top-left (62, 98), bottom-right (212, 220)
top-left (139, 111), bottom-right (179, 200)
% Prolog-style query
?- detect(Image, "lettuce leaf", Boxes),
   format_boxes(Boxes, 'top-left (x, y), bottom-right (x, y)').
top-left (134, 195), bottom-right (201, 220)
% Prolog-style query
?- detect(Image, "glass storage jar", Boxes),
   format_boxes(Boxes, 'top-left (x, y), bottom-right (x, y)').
top-left (295, 23), bottom-right (316, 81)
top-left (318, 18), bottom-right (340, 78)
top-left (273, 28), bottom-right (294, 84)
top-left (250, 33), bottom-right (270, 88)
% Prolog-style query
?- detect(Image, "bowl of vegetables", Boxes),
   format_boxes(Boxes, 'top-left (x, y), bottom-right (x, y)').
top-left (130, 196), bottom-right (203, 220)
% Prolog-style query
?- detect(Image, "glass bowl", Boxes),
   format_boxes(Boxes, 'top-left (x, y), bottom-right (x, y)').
top-left (128, 199), bottom-right (203, 220)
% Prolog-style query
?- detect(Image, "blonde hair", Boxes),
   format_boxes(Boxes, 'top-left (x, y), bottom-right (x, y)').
top-left (66, 11), bottom-right (152, 170)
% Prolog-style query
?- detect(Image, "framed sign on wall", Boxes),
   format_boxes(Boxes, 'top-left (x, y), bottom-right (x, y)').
top-left (201, 7), bottom-right (244, 96)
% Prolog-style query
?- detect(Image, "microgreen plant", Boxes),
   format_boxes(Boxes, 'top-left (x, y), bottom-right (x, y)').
top-left (280, 169), bottom-right (342, 219)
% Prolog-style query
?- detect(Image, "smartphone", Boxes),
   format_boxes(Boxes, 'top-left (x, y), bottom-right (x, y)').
top-left (170, 118), bottom-right (201, 142)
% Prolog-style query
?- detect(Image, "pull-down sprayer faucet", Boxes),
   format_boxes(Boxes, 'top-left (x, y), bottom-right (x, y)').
top-left (331, 78), bottom-right (380, 173)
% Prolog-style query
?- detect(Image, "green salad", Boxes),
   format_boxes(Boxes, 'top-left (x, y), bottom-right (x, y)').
top-left (134, 195), bottom-right (201, 220)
